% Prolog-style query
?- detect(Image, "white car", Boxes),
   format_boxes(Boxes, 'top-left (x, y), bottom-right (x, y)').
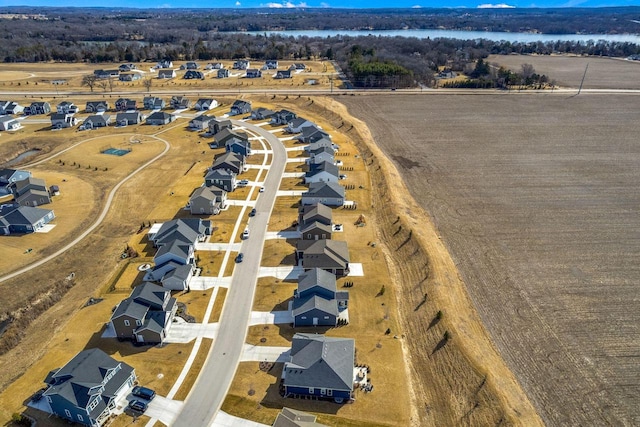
top-left (259, 187), bottom-right (265, 193)
top-left (242, 229), bottom-right (250, 239)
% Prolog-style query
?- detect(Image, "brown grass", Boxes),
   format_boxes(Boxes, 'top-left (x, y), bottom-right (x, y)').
top-left (209, 288), bottom-right (228, 323)
top-left (173, 338), bottom-right (213, 401)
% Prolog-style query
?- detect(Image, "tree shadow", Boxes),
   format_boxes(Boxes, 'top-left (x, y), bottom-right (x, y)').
top-left (431, 336), bottom-right (449, 355)
top-left (427, 315), bottom-right (441, 329)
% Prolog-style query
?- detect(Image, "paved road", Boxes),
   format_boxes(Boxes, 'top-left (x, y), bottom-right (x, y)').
top-left (173, 120), bottom-right (287, 427)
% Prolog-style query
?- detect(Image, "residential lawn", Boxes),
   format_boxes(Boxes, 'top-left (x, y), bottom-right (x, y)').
top-left (253, 277), bottom-right (296, 312)
top-left (209, 288), bottom-right (228, 323)
top-left (279, 177), bottom-right (306, 191)
top-left (180, 288), bottom-right (214, 323)
top-left (172, 338), bottom-right (213, 401)
top-left (260, 240), bottom-right (297, 268)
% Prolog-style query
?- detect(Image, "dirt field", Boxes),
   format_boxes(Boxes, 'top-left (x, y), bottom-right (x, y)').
top-left (339, 93), bottom-right (640, 426)
top-left (488, 54), bottom-right (640, 89)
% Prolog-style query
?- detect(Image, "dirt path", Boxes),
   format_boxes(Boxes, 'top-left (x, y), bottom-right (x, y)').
top-left (307, 97), bottom-right (542, 426)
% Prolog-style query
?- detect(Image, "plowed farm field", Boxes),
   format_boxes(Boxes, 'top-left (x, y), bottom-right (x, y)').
top-left (339, 93), bottom-right (640, 426)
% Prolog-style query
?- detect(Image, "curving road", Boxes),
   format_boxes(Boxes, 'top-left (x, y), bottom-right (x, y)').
top-left (172, 121), bottom-right (286, 427)
top-left (0, 134), bottom-right (171, 284)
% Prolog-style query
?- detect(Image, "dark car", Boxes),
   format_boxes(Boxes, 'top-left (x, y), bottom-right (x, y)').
top-left (128, 400), bottom-right (147, 413)
top-left (249, 208), bottom-right (256, 217)
top-left (236, 253), bottom-right (244, 263)
top-left (132, 386), bottom-right (156, 401)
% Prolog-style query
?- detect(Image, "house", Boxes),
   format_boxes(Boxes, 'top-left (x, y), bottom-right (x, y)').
top-left (307, 146), bottom-right (335, 165)
top-left (301, 182), bottom-right (345, 207)
top-left (222, 130), bottom-right (251, 157)
top-left (304, 161), bottom-right (339, 184)
top-left (0, 169), bottom-right (31, 195)
top-left (437, 69), bottom-right (457, 79)
top-left (206, 62), bottom-right (224, 70)
top-left (13, 180), bottom-right (52, 206)
top-left (158, 69), bottom-right (176, 79)
top-left (170, 96), bottom-right (190, 109)
top-left (82, 115), bottom-right (111, 130)
top-left (208, 118), bottom-right (232, 137)
top-left (286, 117), bottom-right (315, 134)
top-left (119, 73), bottom-right (141, 82)
top-left (217, 69), bottom-right (230, 78)
top-left (94, 69), bottom-right (119, 79)
top-left (188, 114), bottom-right (215, 131)
top-left (189, 185), bottom-right (227, 215)
top-left (50, 113), bottom-right (77, 129)
top-left (306, 137), bottom-right (335, 153)
top-left (12, 176), bottom-right (48, 197)
top-left (265, 60), bottom-right (279, 69)
top-left (118, 63), bottom-right (136, 72)
top-left (298, 203), bottom-right (332, 228)
top-left (245, 69), bottom-right (262, 78)
top-left (292, 268), bottom-right (348, 327)
top-left (149, 218), bottom-right (211, 247)
top-left (115, 112), bottom-right (143, 127)
top-left (271, 109), bottom-right (297, 125)
top-left (300, 220), bottom-right (332, 241)
top-left (296, 239), bottom-right (350, 276)
top-left (282, 333), bottom-right (355, 402)
top-left (156, 60), bottom-right (173, 69)
top-left (143, 96), bottom-right (165, 110)
top-left (194, 98), bottom-right (218, 111)
top-left (146, 111), bottom-right (175, 125)
top-left (37, 348), bottom-right (136, 427)
top-left (180, 61), bottom-right (200, 70)
top-left (290, 63), bottom-right (306, 71)
top-left (229, 100), bottom-right (252, 116)
top-left (275, 69), bottom-right (292, 79)
top-left (0, 116), bottom-right (20, 131)
top-left (0, 101), bottom-right (24, 115)
top-left (205, 168), bottom-right (237, 192)
top-left (115, 98), bottom-right (137, 112)
top-left (273, 408), bottom-right (328, 427)
top-left (233, 59), bottom-right (250, 69)
top-left (24, 101), bottom-right (51, 116)
top-left (297, 126), bottom-right (330, 144)
top-left (109, 282), bottom-right (178, 343)
top-left (210, 151), bottom-right (245, 175)
top-left (0, 203), bottom-right (55, 234)
top-left (161, 264), bottom-right (194, 291)
top-left (85, 101), bottom-right (109, 113)
top-left (56, 101), bottom-right (78, 114)
top-left (183, 70), bottom-right (204, 80)
top-left (250, 107), bottom-right (276, 120)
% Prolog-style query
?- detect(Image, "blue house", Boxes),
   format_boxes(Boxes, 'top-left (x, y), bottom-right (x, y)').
top-left (0, 204), bottom-right (55, 235)
top-left (282, 333), bottom-right (355, 403)
top-left (0, 168), bottom-right (31, 195)
top-left (37, 348), bottom-right (136, 426)
top-left (293, 268), bottom-right (348, 327)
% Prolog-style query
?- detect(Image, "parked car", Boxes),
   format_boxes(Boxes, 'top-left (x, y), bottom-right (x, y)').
top-left (238, 179), bottom-right (249, 187)
top-left (236, 253), bottom-right (244, 263)
top-left (128, 400), bottom-right (147, 413)
top-left (242, 229), bottom-right (250, 239)
top-left (339, 174), bottom-right (347, 180)
top-left (249, 208), bottom-right (256, 217)
top-left (259, 186), bottom-right (265, 193)
top-left (132, 386), bottom-right (156, 401)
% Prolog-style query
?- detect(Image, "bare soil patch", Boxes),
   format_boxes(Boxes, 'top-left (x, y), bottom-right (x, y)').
top-left (488, 54), bottom-right (640, 89)
top-left (339, 93), bottom-right (640, 426)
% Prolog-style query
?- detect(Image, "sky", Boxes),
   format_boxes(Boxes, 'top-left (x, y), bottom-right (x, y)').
top-left (1, 0), bottom-right (640, 9)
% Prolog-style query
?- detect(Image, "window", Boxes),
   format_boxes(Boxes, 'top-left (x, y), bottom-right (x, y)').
top-left (124, 319), bottom-right (130, 326)
top-left (320, 388), bottom-right (327, 395)
top-left (308, 388), bottom-right (314, 394)
top-left (328, 389), bottom-right (333, 396)
top-left (136, 320), bottom-right (142, 326)
top-left (301, 316), bottom-right (307, 320)
top-left (324, 316), bottom-right (330, 319)
top-left (64, 409), bottom-right (71, 418)
top-left (77, 414), bottom-right (84, 422)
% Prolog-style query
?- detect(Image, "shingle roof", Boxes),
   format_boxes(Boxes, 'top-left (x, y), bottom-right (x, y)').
top-left (298, 239), bottom-right (350, 270)
top-left (297, 268), bottom-right (337, 295)
top-left (13, 176), bottom-right (46, 195)
top-left (153, 218), bottom-right (205, 246)
top-left (300, 203), bottom-right (332, 226)
top-left (162, 264), bottom-right (193, 282)
top-left (292, 294), bottom-right (338, 318)
top-left (273, 407), bottom-right (328, 427)
top-left (299, 221), bottom-right (332, 236)
top-left (0, 204), bottom-right (52, 226)
top-left (306, 161), bottom-right (339, 178)
top-left (155, 239), bottom-right (192, 262)
top-left (284, 334), bottom-right (354, 392)
top-left (111, 297), bottom-right (149, 322)
top-left (303, 182), bottom-right (345, 199)
top-left (190, 186), bottom-right (216, 202)
top-left (130, 282), bottom-right (168, 309)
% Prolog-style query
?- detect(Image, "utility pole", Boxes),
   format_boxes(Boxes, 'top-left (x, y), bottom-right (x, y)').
top-left (578, 63), bottom-right (589, 95)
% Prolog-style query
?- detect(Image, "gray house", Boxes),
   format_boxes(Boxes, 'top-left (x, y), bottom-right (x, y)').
top-left (293, 268), bottom-right (348, 327)
top-left (286, 118), bottom-right (315, 134)
top-left (0, 169), bottom-right (31, 195)
top-left (301, 182), bottom-right (345, 207)
top-left (208, 118), bottom-right (232, 138)
top-left (204, 168), bottom-right (237, 193)
top-left (304, 161), bottom-right (339, 184)
top-left (0, 116), bottom-right (20, 131)
top-left (298, 203), bottom-right (332, 228)
top-left (109, 282), bottom-right (177, 343)
top-left (297, 126), bottom-right (330, 144)
top-left (189, 185), bottom-right (226, 215)
top-left (161, 264), bottom-right (194, 291)
top-left (296, 239), bottom-right (350, 276)
top-left (250, 107), bottom-right (276, 120)
top-left (306, 137), bottom-right (336, 153)
top-left (82, 114), bottom-right (111, 130)
top-left (37, 348), bottom-right (136, 426)
top-left (183, 70), bottom-right (204, 80)
top-left (233, 59), bottom-right (250, 69)
top-left (170, 96), bottom-right (191, 109)
top-left (282, 333), bottom-right (355, 403)
top-left (0, 203), bottom-right (55, 234)
top-left (194, 98), bottom-right (218, 111)
top-left (146, 112), bottom-right (175, 125)
top-left (143, 96), bottom-right (165, 110)
top-left (300, 221), bottom-right (332, 241)
top-left (12, 176), bottom-right (51, 207)
top-left (265, 60), bottom-right (279, 69)
top-left (229, 100), bottom-right (252, 116)
top-left (222, 129), bottom-right (251, 157)
top-left (24, 101), bottom-right (51, 116)
top-left (271, 109), bottom-right (297, 125)
top-left (217, 69), bottom-right (230, 78)
top-left (275, 69), bottom-right (292, 79)
top-left (189, 114), bottom-right (215, 131)
top-left (51, 113), bottom-right (77, 129)
top-left (119, 73), bottom-right (141, 82)
top-left (115, 112), bottom-right (143, 126)
top-left (115, 98), bottom-right (137, 111)
top-left (211, 151), bottom-right (245, 175)
top-left (245, 69), bottom-right (262, 78)
top-left (85, 101), bottom-right (109, 113)
top-left (56, 101), bottom-right (78, 114)
top-left (0, 100), bottom-right (24, 115)
top-left (307, 146), bottom-right (335, 165)
top-left (158, 69), bottom-right (176, 79)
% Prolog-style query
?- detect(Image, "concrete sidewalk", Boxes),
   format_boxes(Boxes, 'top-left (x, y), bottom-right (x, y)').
top-left (165, 321), bottom-right (220, 343)
top-left (188, 276), bottom-right (232, 290)
top-left (282, 172), bottom-right (305, 178)
top-left (285, 146), bottom-right (306, 152)
top-left (258, 266), bottom-right (304, 280)
top-left (225, 199), bottom-right (257, 207)
top-left (241, 344), bottom-right (291, 362)
top-left (249, 310), bottom-right (293, 326)
top-left (146, 396), bottom-right (184, 426)
top-left (195, 242), bottom-right (242, 251)
top-left (276, 190), bottom-right (305, 197)
top-left (264, 230), bottom-right (301, 240)
top-left (213, 411), bottom-right (270, 427)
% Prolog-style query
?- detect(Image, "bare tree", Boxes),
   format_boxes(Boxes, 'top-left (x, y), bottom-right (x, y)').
top-left (96, 79), bottom-right (108, 92)
top-left (520, 63), bottom-right (536, 80)
top-left (81, 74), bottom-right (97, 92)
top-left (143, 77), bottom-right (153, 93)
top-left (107, 76), bottom-right (116, 92)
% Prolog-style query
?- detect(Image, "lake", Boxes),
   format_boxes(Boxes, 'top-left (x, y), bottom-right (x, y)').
top-left (245, 29), bottom-right (640, 44)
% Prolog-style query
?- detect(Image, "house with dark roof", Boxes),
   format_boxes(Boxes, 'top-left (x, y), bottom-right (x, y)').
top-left (119, 73), bottom-right (140, 82)
top-left (24, 101), bottom-right (51, 116)
top-left (94, 69), bottom-right (119, 79)
top-left (271, 109), bottom-right (297, 126)
top-left (275, 69), bottom-right (292, 79)
top-left (211, 151), bottom-right (245, 175)
top-left (146, 111), bottom-right (175, 125)
top-left (245, 68), bottom-right (262, 78)
top-left (233, 59), bottom-right (250, 70)
top-left (273, 408), bottom-right (328, 427)
top-left (205, 168), bottom-right (237, 192)
top-left (296, 239), bottom-right (350, 276)
top-left (170, 96), bottom-right (191, 109)
top-left (300, 220), bottom-right (332, 241)
top-left (0, 116), bottom-right (20, 131)
top-left (158, 69), bottom-right (176, 79)
top-left (297, 126), bottom-right (330, 144)
top-left (36, 348), bottom-right (136, 426)
top-left (306, 137), bottom-right (337, 153)
top-left (0, 169), bottom-right (31, 195)
top-left (189, 185), bottom-right (227, 215)
top-left (217, 69), bottom-right (230, 78)
top-left (301, 182), bottom-right (345, 207)
top-left (189, 114), bottom-right (215, 131)
top-left (194, 98), bottom-right (218, 111)
top-left (0, 203), bottom-right (55, 234)
top-left (250, 107), bottom-right (276, 120)
top-left (85, 101), bottom-right (109, 114)
top-left (82, 114), bottom-right (111, 130)
top-left (292, 268), bottom-right (348, 327)
top-left (304, 161), bottom-right (339, 184)
top-left (207, 62), bottom-right (224, 70)
top-left (291, 63), bottom-right (306, 70)
top-left (118, 63), bottom-right (136, 72)
top-left (0, 100), bottom-right (24, 115)
top-left (298, 203), bottom-right (332, 228)
top-left (150, 218), bottom-right (211, 247)
top-left (109, 282), bottom-right (177, 343)
top-left (282, 333), bottom-right (355, 402)
top-left (286, 118), bottom-right (315, 134)
top-left (183, 70), bottom-right (204, 80)
top-left (156, 60), bottom-right (173, 69)
top-left (12, 176), bottom-right (51, 207)
top-left (51, 113), bottom-right (77, 129)
top-left (114, 98), bottom-right (137, 112)
top-left (307, 146), bottom-right (335, 165)
top-left (161, 264), bottom-right (194, 291)
top-left (56, 101), bottom-right (78, 114)
top-left (208, 118), bottom-right (232, 138)
top-left (181, 61), bottom-right (200, 70)
top-left (115, 112), bottom-right (143, 127)
top-left (229, 100), bottom-right (252, 116)
top-left (222, 129), bottom-right (251, 157)
top-left (265, 60), bottom-right (279, 69)
top-left (143, 96), bottom-right (165, 110)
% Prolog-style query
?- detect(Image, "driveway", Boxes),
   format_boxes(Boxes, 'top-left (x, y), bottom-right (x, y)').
top-left (195, 242), bottom-right (242, 251)
top-left (188, 275), bottom-right (232, 290)
top-left (241, 344), bottom-right (291, 362)
top-left (264, 230), bottom-right (301, 240)
top-left (258, 266), bottom-right (304, 280)
top-left (249, 310), bottom-right (293, 326)
top-left (146, 396), bottom-right (184, 426)
top-left (213, 411), bottom-right (270, 427)
top-left (276, 190), bottom-right (305, 197)
top-left (165, 322), bottom-right (221, 343)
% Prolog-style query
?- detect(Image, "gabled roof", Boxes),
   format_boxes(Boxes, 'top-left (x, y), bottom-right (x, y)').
top-left (205, 168), bottom-right (236, 180)
top-left (153, 218), bottom-right (206, 246)
top-left (111, 297), bottom-right (149, 322)
top-left (0, 204), bottom-right (52, 226)
top-left (232, 100), bottom-right (251, 108)
top-left (300, 203), bottom-right (332, 226)
top-left (292, 294), bottom-right (338, 318)
top-left (289, 117), bottom-right (310, 128)
top-left (12, 176), bottom-right (46, 195)
top-left (306, 161), bottom-right (339, 178)
top-left (303, 182), bottom-right (345, 199)
top-left (297, 268), bottom-right (337, 295)
top-left (190, 114), bottom-right (214, 124)
top-left (116, 112), bottom-right (142, 122)
top-left (147, 111), bottom-right (173, 121)
top-left (300, 221), bottom-right (332, 236)
top-left (162, 264), bottom-right (192, 282)
top-left (85, 114), bottom-right (110, 125)
top-left (310, 146), bottom-right (335, 156)
top-left (284, 333), bottom-right (354, 392)
top-left (190, 185), bottom-right (216, 202)
top-left (130, 281), bottom-right (169, 309)
top-left (0, 169), bottom-right (27, 183)
top-left (211, 151), bottom-right (244, 171)
top-left (298, 239), bottom-right (350, 269)
top-left (196, 98), bottom-right (215, 105)
top-left (252, 107), bottom-right (275, 117)
top-left (273, 408), bottom-right (327, 427)
top-left (155, 239), bottom-right (192, 262)
top-left (298, 125), bottom-right (329, 141)
top-left (215, 128), bottom-right (249, 145)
